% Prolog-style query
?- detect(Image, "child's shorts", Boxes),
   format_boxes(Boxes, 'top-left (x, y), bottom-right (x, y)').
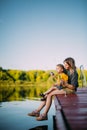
top-left (56, 86), bottom-right (63, 90)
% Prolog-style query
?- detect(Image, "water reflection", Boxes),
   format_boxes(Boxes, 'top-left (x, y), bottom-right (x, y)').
top-left (29, 125), bottom-right (48, 130)
top-left (0, 100), bottom-right (55, 130)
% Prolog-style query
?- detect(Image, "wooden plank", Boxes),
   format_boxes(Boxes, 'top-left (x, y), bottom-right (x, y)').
top-left (54, 96), bottom-right (68, 130)
top-left (54, 87), bottom-right (87, 130)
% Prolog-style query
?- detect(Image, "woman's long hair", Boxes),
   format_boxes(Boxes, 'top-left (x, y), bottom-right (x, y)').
top-left (63, 57), bottom-right (76, 71)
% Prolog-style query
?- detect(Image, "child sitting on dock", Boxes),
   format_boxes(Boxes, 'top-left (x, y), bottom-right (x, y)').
top-left (40, 64), bottom-right (68, 101)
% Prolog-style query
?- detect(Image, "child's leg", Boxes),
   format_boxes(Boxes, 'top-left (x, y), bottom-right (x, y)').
top-left (40, 87), bottom-right (57, 101)
top-left (44, 86), bottom-right (57, 95)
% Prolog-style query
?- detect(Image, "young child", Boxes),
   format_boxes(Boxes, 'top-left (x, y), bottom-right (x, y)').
top-left (40, 64), bottom-right (68, 101)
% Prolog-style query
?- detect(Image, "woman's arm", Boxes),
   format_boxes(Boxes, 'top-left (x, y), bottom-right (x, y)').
top-left (62, 71), bottom-right (78, 90)
top-left (65, 83), bottom-right (75, 90)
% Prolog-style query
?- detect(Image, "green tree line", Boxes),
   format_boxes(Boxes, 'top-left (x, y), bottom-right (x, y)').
top-left (0, 67), bottom-right (87, 101)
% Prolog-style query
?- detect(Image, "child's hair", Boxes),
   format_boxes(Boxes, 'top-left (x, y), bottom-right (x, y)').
top-left (56, 64), bottom-right (67, 74)
top-left (63, 57), bottom-right (76, 70)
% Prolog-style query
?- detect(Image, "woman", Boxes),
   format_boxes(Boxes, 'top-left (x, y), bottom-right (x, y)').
top-left (28, 57), bottom-right (78, 121)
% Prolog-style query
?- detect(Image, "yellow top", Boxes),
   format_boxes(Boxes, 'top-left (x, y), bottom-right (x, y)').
top-left (55, 73), bottom-right (68, 85)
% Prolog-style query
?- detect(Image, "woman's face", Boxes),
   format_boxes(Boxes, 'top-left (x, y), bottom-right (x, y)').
top-left (64, 62), bottom-right (70, 70)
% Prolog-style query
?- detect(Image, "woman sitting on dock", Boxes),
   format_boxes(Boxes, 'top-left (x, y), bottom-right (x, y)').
top-left (28, 57), bottom-right (78, 121)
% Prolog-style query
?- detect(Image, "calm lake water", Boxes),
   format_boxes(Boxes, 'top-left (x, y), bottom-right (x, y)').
top-left (0, 100), bottom-right (55, 130)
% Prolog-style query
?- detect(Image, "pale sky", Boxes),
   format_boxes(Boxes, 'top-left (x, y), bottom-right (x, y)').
top-left (0, 0), bottom-right (87, 70)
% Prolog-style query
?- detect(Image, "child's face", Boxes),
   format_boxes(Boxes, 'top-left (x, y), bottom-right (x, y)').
top-left (56, 66), bottom-right (63, 73)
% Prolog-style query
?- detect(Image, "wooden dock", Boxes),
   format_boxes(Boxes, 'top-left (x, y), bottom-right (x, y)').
top-left (54, 87), bottom-right (87, 130)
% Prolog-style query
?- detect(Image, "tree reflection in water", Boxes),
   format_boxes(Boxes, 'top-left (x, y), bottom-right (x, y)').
top-left (29, 125), bottom-right (48, 130)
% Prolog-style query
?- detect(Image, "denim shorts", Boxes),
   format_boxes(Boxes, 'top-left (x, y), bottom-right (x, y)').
top-left (56, 86), bottom-right (63, 90)
top-left (56, 86), bottom-right (75, 94)
top-left (63, 88), bottom-right (75, 94)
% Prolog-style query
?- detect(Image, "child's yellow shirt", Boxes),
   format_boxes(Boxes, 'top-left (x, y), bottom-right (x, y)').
top-left (55, 73), bottom-right (68, 85)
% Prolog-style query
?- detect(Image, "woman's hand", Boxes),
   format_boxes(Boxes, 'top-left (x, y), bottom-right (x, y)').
top-left (62, 81), bottom-right (75, 90)
top-left (60, 80), bottom-right (67, 87)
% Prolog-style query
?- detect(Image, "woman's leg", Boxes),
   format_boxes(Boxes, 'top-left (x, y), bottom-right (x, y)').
top-left (36, 101), bottom-right (46, 112)
top-left (43, 89), bottom-right (65, 114)
top-left (28, 101), bottom-right (46, 117)
top-left (36, 89), bottom-right (65, 120)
